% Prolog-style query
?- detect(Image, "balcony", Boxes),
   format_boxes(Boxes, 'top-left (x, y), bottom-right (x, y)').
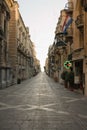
top-left (25, 49), bottom-right (29, 55)
top-left (55, 32), bottom-right (64, 41)
top-left (55, 25), bottom-right (62, 35)
top-left (68, 53), bottom-right (72, 60)
top-left (0, 27), bottom-right (4, 40)
top-left (55, 34), bottom-right (67, 47)
top-left (17, 41), bottom-right (26, 55)
top-left (75, 14), bottom-right (84, 32)
top-left (54, 48), bottom-right (59, 54)
top-left (66, 26), bottom-right (73, 37)
top-left (65, 26), bottom-right (73, 42)
top-left (64, 2), bottom-right (73, 13)
top-left (81, 0), bottom-right (87, 12)
top-left (51, 57), bottom-right (55, 64)
top-left (55, 40), bottom-right (66, 47)
top-left (50, 52), bottom-right (55, 57)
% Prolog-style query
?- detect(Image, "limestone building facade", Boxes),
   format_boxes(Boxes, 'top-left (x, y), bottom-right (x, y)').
top-left (46, 0), bottom-right (87, 95)
top-left (0, 0), bottom-right (40, 88)
top-left (0, 0), bottom-right (10, 88)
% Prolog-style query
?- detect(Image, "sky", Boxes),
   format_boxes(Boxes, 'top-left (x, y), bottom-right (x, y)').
top-left (17, 0), bottom-right (67, 71)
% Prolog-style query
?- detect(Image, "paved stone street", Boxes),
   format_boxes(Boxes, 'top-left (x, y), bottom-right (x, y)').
top-left (0, 72), bottom-right (87, 130)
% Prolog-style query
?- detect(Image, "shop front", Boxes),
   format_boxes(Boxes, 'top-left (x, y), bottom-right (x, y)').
top-left (72, 48), bottom-right (84, 94)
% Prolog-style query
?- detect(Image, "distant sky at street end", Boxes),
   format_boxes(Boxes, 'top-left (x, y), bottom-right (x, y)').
top-left (17, 0), bottom-right (68, 71)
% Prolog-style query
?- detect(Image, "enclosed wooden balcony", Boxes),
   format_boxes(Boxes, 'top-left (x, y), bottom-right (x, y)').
top-left (75, 14), bottom-right (84, 32)
top-left (65, 26), bottom-right (73, 42)
top-left (81, 0), bottom-right (87, 12)
top-left (0, 27), bottom-right (4, 40)
top-left (64, 2), bottom-right (73, 13)
top-left (68, 53), bottom-right (72, 60)
top-left (66, 26), bottom-right (73, 37)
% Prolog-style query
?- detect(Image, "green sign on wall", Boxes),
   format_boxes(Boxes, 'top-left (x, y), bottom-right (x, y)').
top-left (64, 61), bottom-right (72, 69)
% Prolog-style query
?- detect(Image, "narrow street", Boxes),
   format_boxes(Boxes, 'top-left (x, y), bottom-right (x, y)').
top-left (0, 72), bottom-right (87, 130)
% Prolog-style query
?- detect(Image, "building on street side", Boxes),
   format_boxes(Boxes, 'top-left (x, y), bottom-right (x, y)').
top-left (0, 0), bottom-right (10, 88)
top-left (0, 0), bottom-right (40, 88)
top-left (45, 0), bottom-right (87, 96)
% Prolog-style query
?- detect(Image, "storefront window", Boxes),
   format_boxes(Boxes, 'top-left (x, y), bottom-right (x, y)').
top-left (7, 69), bottom-right (10, 81)
top-left (2, 69), bottom-right (6, 82)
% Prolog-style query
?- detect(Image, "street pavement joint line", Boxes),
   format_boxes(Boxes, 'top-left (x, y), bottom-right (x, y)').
top-left (0, 103), bottom-right (57, 111)
top-left (63, 97), bottom-right (86, 103)
top-left (42, 103), bottom-right (58, 107)
top-left (62, 96), bottom-right (74, 99)
top-left (0, 104), bottom-right (30, 111)
top-left (0, 102), bottom-right (11, 107)
top-left (17, 105), bottom-right (70, 115)
top-left (17, 106), bottom-right (39, 111)
top-left (18, 103), bottom-right (58, 111)
top-left (41, 107), bottom-right (70, 115)
top-left (14, 103), bottom-right (70, 116)
top-left (0, 102), bottom-right (68, 116)
top-left (1, 102), bottom-right (87, 119)
top-left (36, 93), bottom-right (53, 97)
top-left (65, 98), bottom-right (83, 103)
top-left (78, 114), bottom-right (87, 119)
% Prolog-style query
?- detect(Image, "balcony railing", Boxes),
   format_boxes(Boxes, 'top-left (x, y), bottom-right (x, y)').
top-left (17, 40), bottom-right (27, 56)
top-left (75, 14), bottom-right (84, 30)
top-left (64, 2), bottom-right (73, 13)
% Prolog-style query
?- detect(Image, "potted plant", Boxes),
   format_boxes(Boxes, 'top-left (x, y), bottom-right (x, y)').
top-left (61, 71), bottom-right (69, 88)
top-left (68, 69), bottom-right (74, 90)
